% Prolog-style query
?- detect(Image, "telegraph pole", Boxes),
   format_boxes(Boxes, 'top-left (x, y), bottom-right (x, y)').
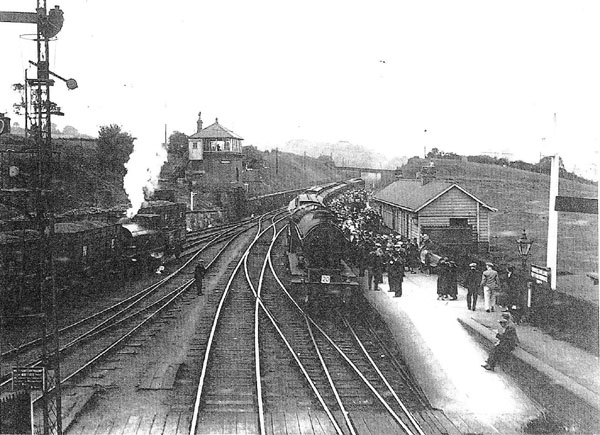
top-left (1, 3), bottom-right (67, 433)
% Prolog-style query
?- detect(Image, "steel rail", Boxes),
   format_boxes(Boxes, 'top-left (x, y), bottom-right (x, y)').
top-left (246, 216), bottom-right (279, 435)
top-left (363, 318), bottom-right (431, 408)
top-left (189, 214), bottom-right (272, 434)
top-left (305, 317), bottom-right (357, 435)
top-left (1, 221), bottom-right (241, 361)
top-left (0, 224), bottom-right (250, 390)
top-left (341, 315), bottom-right (425, 435)
top-left (32, 279), bottom-right (194, 405)
top-left (266, 230), bottom-right (417, 435)
top-left (246, 225), bottom-right (344, 435)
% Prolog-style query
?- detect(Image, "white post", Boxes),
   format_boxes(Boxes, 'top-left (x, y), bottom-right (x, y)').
top-left (190, 192), bottom-right (194, 211)
top-left (546, 154), bottom-right (559, 290)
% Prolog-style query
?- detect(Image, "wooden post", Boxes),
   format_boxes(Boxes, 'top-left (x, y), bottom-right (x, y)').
top-left (546, 154), bottom-right (559, 290)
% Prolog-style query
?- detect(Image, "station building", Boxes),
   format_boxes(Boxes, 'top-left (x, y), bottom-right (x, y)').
top-left (372, 165), bottom-right (496, 252)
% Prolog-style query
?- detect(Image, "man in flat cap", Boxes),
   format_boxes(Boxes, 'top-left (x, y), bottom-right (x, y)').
top-left (464, 262), bottom-right (481, 311)
top-left (482, 312), bottom-right (519, 371)
top-left (480, 262), bottom-right (501, 312)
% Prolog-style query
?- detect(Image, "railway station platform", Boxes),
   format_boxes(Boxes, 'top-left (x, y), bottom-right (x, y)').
top-left (364, 273), bottom-right (600, 434)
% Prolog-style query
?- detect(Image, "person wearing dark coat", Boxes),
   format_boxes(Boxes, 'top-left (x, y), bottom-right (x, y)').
top-left (370, 247), bottom-right (385, 291)
top-left (482, 313), bottom-right (519, 371)
top-left (194, 260), bottom-right (206, 296)
top-left (407, 240), bottom-right (419, 274)
top-left (388, 259), bottom-right (405, 297)
top-left (436, 258), bottom-right (449, 300)
top-left (445, 261), bottom-right (458, 300)
top-left (464, 263), bottom-right (481, 311)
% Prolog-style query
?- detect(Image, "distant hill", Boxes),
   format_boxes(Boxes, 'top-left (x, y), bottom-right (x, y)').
top-left (9, 123), bottom-right (94, 139)
top-left (280, 139), bottom-right (407, 170)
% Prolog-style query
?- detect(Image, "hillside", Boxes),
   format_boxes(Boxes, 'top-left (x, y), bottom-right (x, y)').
top-left (397, 158), bottom-right (598, 303)
top-left (280, 139), bottom-right (407, 170)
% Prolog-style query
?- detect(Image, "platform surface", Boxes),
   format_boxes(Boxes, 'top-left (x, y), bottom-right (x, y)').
top-left (365, 271), bottom-right (600, 434)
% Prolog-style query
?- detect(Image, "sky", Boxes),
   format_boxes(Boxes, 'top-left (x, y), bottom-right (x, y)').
top-left (1, 0), bottom-right (599, 180)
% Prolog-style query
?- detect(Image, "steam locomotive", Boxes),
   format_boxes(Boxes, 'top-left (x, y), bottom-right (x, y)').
top-left (287, 179), bottom-right (364, 309)
top-left (0, 200), bottom-right (186, 314)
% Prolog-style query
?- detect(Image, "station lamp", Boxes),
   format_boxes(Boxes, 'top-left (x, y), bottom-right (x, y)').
top-left (516, 229), bottom-right (533, 269)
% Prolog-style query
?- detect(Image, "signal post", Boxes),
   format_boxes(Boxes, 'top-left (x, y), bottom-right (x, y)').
top-left (1, 2), bottom-right (69, 434)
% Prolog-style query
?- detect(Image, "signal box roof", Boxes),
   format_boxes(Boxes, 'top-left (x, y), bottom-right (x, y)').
top-left (189, 120), bottom-right (243, 140)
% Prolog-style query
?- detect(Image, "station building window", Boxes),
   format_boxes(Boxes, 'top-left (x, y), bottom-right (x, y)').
top-left (449, 218), bottom-right (469, 227)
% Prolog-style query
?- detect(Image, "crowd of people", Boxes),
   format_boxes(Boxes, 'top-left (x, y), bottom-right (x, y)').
top-left (328, 189), bottom-right (420, 298)
top-left (327, 189), bottom-right (523, 316)
top-left (329, 189), bottom-right (521, 372)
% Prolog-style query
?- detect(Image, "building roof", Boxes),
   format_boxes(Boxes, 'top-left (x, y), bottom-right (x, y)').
top-left (373, 180), bottom-right (496, 212)
top-left (189, 120), bottom-right (243, 140)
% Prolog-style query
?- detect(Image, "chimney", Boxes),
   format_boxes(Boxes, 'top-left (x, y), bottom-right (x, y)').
top-left (196, 112), bottom-right (203, 133)
top-left (420, 162), bottom-right (437, 185)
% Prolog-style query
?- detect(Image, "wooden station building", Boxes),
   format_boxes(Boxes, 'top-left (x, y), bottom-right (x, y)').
top-left (372, 165), bottom-right (496, 252)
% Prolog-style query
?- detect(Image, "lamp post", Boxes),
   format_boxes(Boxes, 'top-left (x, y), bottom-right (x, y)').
top-left (190, 191), bottom-right (197, 211)
top-left (517, 229), bottom-right (533, 269)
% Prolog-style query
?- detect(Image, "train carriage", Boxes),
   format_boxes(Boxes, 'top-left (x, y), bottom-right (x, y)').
top-left (54, 221), bottom-right (123, 283)
top-left (1, 199), bottom-right (188, 315)
top-left (0, 230), bottom-right (40, 313)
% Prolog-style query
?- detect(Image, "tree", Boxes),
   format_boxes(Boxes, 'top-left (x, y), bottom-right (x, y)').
top-left (97, 124), bottom-right (135, 174)
top-left (168, 131), bottom-right (188, 155)
top-left (536, 155), bottom-right (565, 175)
top-left (426, 147), bottom-right (441, 159)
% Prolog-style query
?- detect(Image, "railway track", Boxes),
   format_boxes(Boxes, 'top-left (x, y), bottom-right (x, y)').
top-left (188, 216), bottom-right (432, 434)
top-left (14, 206), bottom-right (456, 434)
top-left (0, 215), bottom-right (275, 432)
top-left (261, 228), bottom-right (428, 434)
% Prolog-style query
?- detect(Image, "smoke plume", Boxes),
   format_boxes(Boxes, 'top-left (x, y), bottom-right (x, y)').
top-left (123, 141), bottom-right (168, 218)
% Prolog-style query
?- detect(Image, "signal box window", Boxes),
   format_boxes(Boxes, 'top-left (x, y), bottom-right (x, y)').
top-left (449, 218), bottom-right (469, 227)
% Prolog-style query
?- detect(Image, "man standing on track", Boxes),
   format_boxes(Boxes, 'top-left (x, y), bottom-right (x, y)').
top-left (195, 259), bottom-right (206, 296)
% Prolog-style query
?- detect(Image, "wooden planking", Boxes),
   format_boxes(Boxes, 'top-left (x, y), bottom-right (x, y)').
top-left (297, 411), bottom-right (315, 435)
top-left (162, 412), bottom-right (182, 435)
top-left (350, 413), bottom-right (374, 435)
top-left (423, 410), bottom-right (451, 434)
top-left (122, 415), bottom-right (141, 435)
top-left (177, 413), bottom-right (191, 435)
top-left (149, 413), bottom-right (168, 435)
top-left (69, 420), bottom-right (99, 435)
top-left (270, 411), bottom-right (287, 435)
top-left (236, 412), bottom-right (258, 434)
top-left (284, 411), bottom-right (301, 434)
top-left (221, 411), bottom-right (238, 435)
top-left (135, 415), bottom-right (156, 435)
top-left (93, 419), bottom-right (115, 435)
top-left (413, 412), bottom-right (439, 435)
top-left (429, 409), bottom-right (463, 435)
top-left (195, 413), bottom-right (223, 435)
top-left (308, 411), bottom-right (330, 435)
top-left (442, 412), bottom-right (471, 434)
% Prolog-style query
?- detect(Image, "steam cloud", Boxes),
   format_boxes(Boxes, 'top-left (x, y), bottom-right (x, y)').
top-left (123, 141), bottom-right (168, 218)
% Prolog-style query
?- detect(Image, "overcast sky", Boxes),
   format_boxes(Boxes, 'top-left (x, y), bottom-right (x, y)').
top-left (1, 0), bottom-right (598, 179)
